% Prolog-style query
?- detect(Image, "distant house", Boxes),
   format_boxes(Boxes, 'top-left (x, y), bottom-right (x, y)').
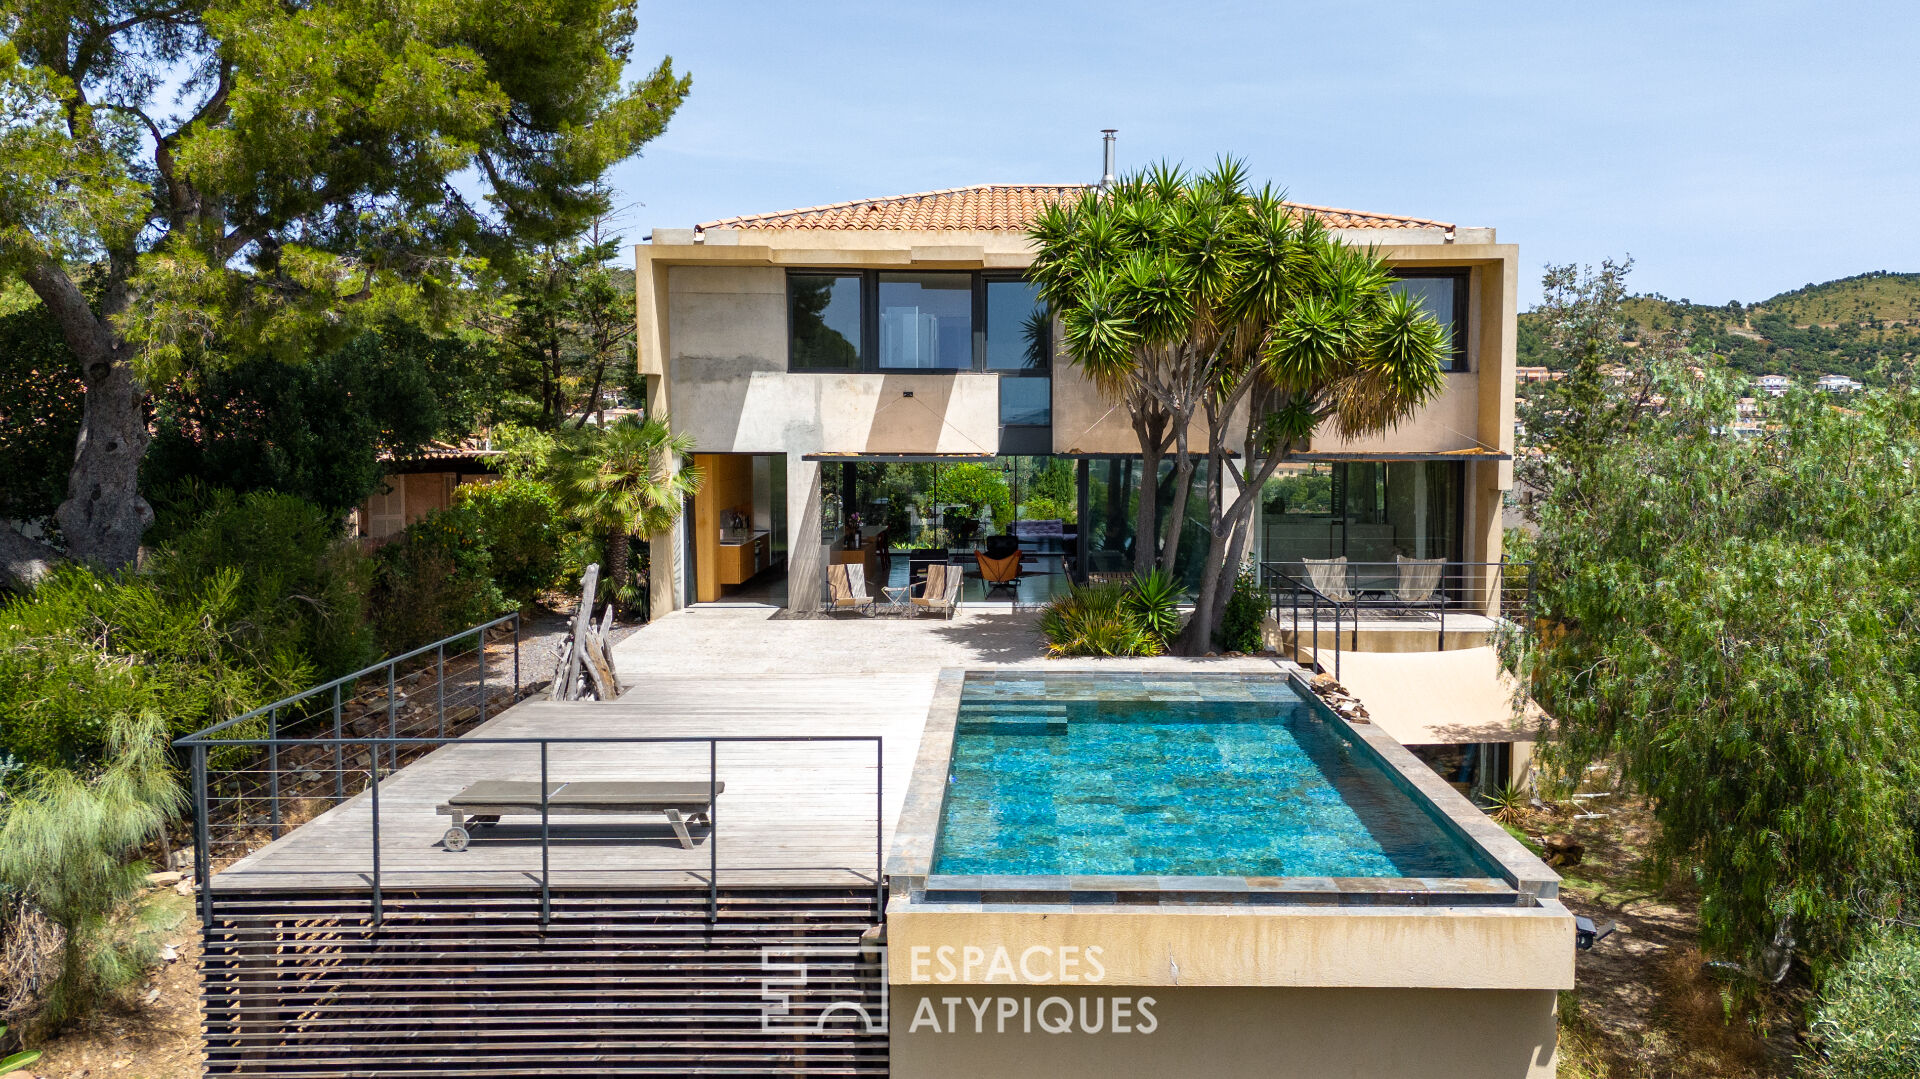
top-left (349, 437), bottom-right (503, 543)
top-left (1755, 373), bottom-right (1791, 396)
top-left (1514, 365), bottom-right (1562, 383)
top-left (1815, 373), bottom-right (1862, 394)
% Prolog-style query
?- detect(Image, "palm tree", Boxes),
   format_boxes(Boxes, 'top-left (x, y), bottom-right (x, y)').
top-left (553, 416), bottom-right (703, 607)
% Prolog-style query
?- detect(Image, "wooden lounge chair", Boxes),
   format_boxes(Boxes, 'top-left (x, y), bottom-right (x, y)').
top-left (908, 562), bottom-right (963, 618)
top-left (826, 562), bottom-right (877, 615)
top-left (435, 780), bottom-right (724, 851)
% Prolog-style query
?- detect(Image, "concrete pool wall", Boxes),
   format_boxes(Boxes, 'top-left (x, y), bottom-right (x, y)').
top-left (884, 668), bottom-right (1572, 1078)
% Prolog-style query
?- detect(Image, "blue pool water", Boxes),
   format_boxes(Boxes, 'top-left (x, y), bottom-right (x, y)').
top-left (931, 672), bottom-right (1497, 879)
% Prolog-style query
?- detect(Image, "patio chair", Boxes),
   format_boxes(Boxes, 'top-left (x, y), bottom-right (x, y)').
top-left (1393, 555), bottom-right (1446, 603)
top-left (826, 562), bottom-right (878, 615)
top-left (1300, 556), bottom-right (1356, 603)
top-left (975, 549), bottom-right (1022, 599)
top-left (908, 562), bottom-right (964, 618)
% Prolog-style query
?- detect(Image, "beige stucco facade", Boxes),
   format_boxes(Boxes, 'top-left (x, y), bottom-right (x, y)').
top-left (636, 222), bottom-right (1519, 617)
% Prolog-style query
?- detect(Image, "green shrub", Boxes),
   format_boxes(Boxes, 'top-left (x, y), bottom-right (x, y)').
top-left (0, 713), bottom-right (182, 1029)
top-left (1805, 926), bottom-right (1920, 1078)
top-left (1123, 568), bottom-right (1183, 644)
top-left (455, 478), bottom-right (564, 607)
top-left (1215, 562), bottom-right (1268, 653)
top-left (370, 505), bottom-right (511, 653)
top-left (0, 565), bottom-right (307, 769)
top-left (1040, 583), bottom-right (1163, 657)
top-left (143, 488), bottom-right (375, 678)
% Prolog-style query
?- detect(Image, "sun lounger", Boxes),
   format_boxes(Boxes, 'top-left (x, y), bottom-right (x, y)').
top-left (435, 780), bottom-right (724, 851)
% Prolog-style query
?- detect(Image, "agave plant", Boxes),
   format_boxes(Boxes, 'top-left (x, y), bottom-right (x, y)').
top-left (1123, 569), bottom-right (1184, 644)
top-left (1482, 782), bottom-right (1531, 825)
top-left (1039, 583), bottom-right (1163, 658)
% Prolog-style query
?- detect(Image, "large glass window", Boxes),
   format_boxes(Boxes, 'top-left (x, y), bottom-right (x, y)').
top-left (999, 376), bottom-right (1051, 426)
top-left (788, 271), bottom-right (1056, 381)
top-left (1261, 461), bottom-right (1463, 589)
top-left (878, 273), bottom-right (972, 369)
top-left (821, 457), bottom-right (1077, 604)
top-left (789, 273), bottom-right (862, 370)
top-left (1079, 456), bottom-right (1214, 596)
top-left (985, 279), bottom-right (1049, 370)
top-left (1387, 270), bottom-right (1469, 372)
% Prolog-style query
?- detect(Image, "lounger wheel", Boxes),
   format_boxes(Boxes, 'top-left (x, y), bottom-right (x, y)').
top-left (443, 826), bottom-right (470, 852)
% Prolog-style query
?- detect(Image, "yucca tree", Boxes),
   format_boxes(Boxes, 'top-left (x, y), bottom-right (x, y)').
top-left (552, 417), bottom-right (703, 607)
top-left (1029, 159), bottom-right (1450, 654)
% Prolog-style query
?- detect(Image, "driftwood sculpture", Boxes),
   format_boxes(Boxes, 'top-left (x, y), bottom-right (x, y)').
top-left (548, 564), bottom-right (625, 701)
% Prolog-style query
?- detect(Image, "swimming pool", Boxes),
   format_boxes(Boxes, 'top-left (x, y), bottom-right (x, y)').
top-left (931, 671), bottom-right (1500, 879)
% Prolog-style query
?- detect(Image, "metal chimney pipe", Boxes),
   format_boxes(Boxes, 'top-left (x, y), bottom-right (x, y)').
top-left (1099, 129), bottom-right (1118, 189)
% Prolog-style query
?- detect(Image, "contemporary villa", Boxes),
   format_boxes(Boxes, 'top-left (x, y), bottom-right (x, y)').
top-left (181, 150), bottom-right (1567, 1079)
top-left (641, 182), bottom-right (1517, 617)
top-left (640, 170), bottom-right (1535, 793)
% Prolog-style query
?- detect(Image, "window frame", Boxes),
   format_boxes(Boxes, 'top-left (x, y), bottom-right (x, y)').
top-left (784, 270), bottom-right (867, 373)
top-left (1389, 268), bottom-right (1472, 373)
top-left (786, 269), bottom-right (1053, 375)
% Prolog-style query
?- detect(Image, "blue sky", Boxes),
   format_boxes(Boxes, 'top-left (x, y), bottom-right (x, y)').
top-left (610, 2), bottom-right (1918, 307)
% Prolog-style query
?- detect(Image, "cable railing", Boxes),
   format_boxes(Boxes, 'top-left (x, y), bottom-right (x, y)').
top-left (179, 613), bottom-right (528, 834)
top-left (1259, 559), bottom-right (1531, 680)
top-left (173, 616), bottom-right (886, 927)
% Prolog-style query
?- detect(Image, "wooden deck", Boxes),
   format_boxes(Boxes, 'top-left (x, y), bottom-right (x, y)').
top-left (210, 674), bottom-right (936, 893)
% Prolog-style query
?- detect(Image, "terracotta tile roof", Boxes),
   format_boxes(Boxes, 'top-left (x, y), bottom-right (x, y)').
top-left (696, 184), bottom-right (1453, 234)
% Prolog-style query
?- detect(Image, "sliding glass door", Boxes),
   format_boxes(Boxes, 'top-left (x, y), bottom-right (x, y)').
top-left (1260, 461), bottom-right (1464, 590)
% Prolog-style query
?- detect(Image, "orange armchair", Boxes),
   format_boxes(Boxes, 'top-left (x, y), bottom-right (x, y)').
top-left (975, 550), bottom-right (1022, 597)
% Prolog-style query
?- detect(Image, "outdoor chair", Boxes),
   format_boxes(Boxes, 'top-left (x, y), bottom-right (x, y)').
top-left (908, 562), bottom-right (964, 618)
top-left (975, 549), bottom-right (1022, 599)
top-left (906, 549), bottom-right (948, 589)
top-left (1393, 555), bottom-right (1446, 603)
top-left (436, 780), bottom-right (723, 851)
top-left (826, 562), bottom-right (878, 615)
top-left (1300, 556), bottom-right (1356, 603)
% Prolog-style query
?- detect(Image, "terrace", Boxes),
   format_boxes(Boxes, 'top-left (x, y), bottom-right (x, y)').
top-left (182, 605), bottom-right (1566, 1078)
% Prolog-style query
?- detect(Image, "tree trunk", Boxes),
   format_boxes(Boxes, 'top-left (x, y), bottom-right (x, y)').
top-left (1157, 455), bottom-right (1196, 576)
top-left (1177, 519), bottom-right (1232, 656)
top-left (606, 529), bottom-right (631, 602)
top-left (1180, 445), bottom-right (1293, 655)
top-left (21, 260), bottom-right (152, 570)
top-left (1185, 507), bottom-right (1257, 654)
top-left (56, 354), bottom-right (153, 568)
top-left (1132, 444), bottom-right (1161, 577)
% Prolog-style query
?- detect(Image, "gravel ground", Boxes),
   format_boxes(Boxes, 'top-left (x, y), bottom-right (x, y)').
top-left (511, 603), bottom-right (642, 694)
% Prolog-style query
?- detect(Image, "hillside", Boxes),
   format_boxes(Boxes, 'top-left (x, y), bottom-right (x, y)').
top-left (1519, 270), bottom-right (1920, 385)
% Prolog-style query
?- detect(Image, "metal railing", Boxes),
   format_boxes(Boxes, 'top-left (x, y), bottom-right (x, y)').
top-left (174, 617), bottom-right (886, 927)
top-left (175, 731), bottom-right (883, 928)
top-left (1259, 560), bottom-right (1531, 680)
